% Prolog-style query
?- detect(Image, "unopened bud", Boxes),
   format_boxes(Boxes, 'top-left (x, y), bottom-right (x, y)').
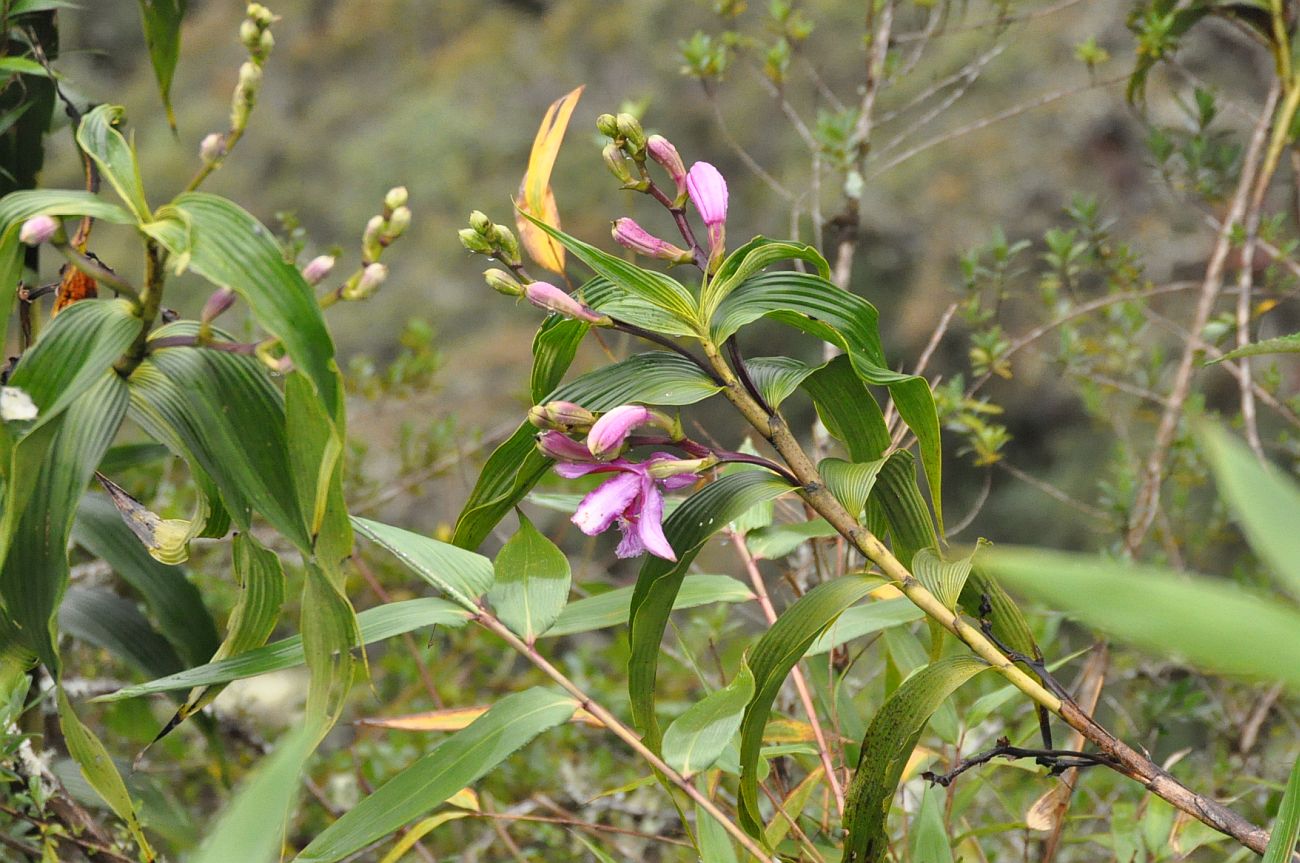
top-left (199, 132), bottom-right (226, 165)
top-left (612, 218), bottom-right (692, 264)
top-left (646, 455), bottom-right (716, 480)
top-left (615, 113), bottom-right (646, 154)
top-left (257, 29), bottom-right (275, 58)
top-left (246, 3), bottom-right (275, 27)
top-left (528, 400), bottom-right (596, 432)
top-left (484, 267), bottom-right (522, 296)
top-left (362, 214), bottom-right (386, 260)
top-left (491, 224), bottom-right (520, 264)
top-left (524, 281), bottom-right (610, 324)
top-left (19, 215), bottom-right (60, 246)
top-left (647, 135), bottom-right (687, 200)
top-left (385, 186), bottom-right (409, 212)
top-left (240, 19), bottom-right (261, 51)
top-left (385, 206), bottom-right (411, 241)
top-left (201, 287), bottom-right (237, 324)
top-left (469, 210), bottom-right (493, 235)
top-left (237, 60), bottom-right (262, 93)
top-left (596, 113), bottom-right (620, 137)
top-left (459, 228), bottom-right (493, 254)
top-left (603, 143), bottom-right (638, 188)
top-left (231, 61), bottom-right (262, 129)
top-left (343, 262), bottom-right (387, 300)
top-left (301, 255), bottom-right (335, 285)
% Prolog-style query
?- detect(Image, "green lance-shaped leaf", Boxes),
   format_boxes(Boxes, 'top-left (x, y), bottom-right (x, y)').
top-left (911, 784), bottom-right (955, 863)
top-left (531, 316), bottom-right (588, 402)
top-left (714, 271), bottom-right (943, 531)
top-left (0, 190), bottom-right (136, 324)
top-left (744, 356), bottom-right (820, 410)
top-left (545, 574), bottom-right (753, 637)
top-left (1263, 753), bottom-right (1300, 863)
top-left (129, 335), bottom-right (310, 551)
top-left (76, 105), bottom-right (150, 221)
top-left (134, 0), bottom-right (186, 131)
top-left (737, 574), bottom-right (882, 837)
top-left (1, 372), bottom-right (128, 668)
top-left (57, 687), bottom-right (155, 859)
top-left (583, 275), bottom-right (699, 338)
top-left (870, 450), bottom-right (938, 569)
top-left (696, 797), bottom-right (741, 863)
top-left (802, 355), bottom-right (890, 463)
top-left (842, 656), bottom-right (991, 862)
top-left (300, 563), bottom-right (359, 728)
top-left (1211, 331), bottom-right (1300, 363)
top-left (144, 193), bottom-right (343, 419)
top-left (821, 457), bottom-right (887, 518)
top-left (192, 725), bottom-right (315, 863)
top-left (806, 597), bottom-right (925, 656)
top-left (984, 546), bottom-right (1300, 691)
top-left (663, 662), bottom-right (755, 778)
top-left (1199, 423), bottom-right (1300, 600)
top-left (453, 351), bottom-right (722, 551)
top-left (746, 518), bottom-right (837, 560)
top-left (159, 532), bottom-right (285, 738)
top-left (294, 688), bottom-right (578, 863)
top-left (488, 512), bottom-right (571, 642)
top-left (59, 586), bottom-right (183, 681)
top-left (97, 598), bottom-right (469, 701)
top-left (701, 235), bottom-right (831, 325)
top-left (519, 210), bottom-right (701, 334)
top-left (353, 516), bottom-right (494, 612)
top-left (628, 471), bottom-right (794, 744)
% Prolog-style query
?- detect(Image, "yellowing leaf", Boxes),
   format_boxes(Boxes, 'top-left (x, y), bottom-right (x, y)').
top-left (358, 704), bottom-right (601, 731)
top-left (446, 788), bottom-right (480, 811)
top-left (516, 85), bottom-right (584, 274)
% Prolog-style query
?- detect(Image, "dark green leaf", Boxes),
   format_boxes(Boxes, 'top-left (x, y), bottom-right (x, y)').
top-left (295, 688), bottom-right (577, 863)
top-left (530, 316), bottom-right (588, 402)
top-left (59, 585), bottom-right (182, 679)
top-left (703, 236), bottom-right (831, 322)
top-left (871, 451), bottom-right (938, 568)
top-left (842, 657), bottom-right (990, 862)
top-left (134, 0), bottom-right (186, 130)
top-left (354, 516), bottom-right (494, 611)
top-left (544, 574), bottom-right (753, 637)
top-left (801, 355), bottom-right (890, 462)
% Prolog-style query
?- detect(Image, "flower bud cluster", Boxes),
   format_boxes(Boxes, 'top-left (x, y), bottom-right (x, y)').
top-left (363, 187), bottom-right (411, 262)
top-left (597, 112), bottom-right (651, 191)
top-left (230, 5), bottom-right (276, 132)
top-left (458, 210), bottom-right (522, 267)
top-left (315, 186), bottom-right (409, 306)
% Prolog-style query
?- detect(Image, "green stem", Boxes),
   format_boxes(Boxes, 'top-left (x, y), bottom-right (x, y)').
top-left (113, 240), bottom-right (166, 377)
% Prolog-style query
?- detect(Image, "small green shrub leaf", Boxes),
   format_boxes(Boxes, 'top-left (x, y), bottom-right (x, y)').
top-left (663, 662), bottom-right (755, 777)
top-left (489, 512), bottom-right (571, 642)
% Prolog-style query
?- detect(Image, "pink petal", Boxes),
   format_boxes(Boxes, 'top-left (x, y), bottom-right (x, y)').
top-left (572, 471), bottom-right (642, 536)
top-left (537, 430), bottom-right (596, 462)
top-left (686, 162), bottom-right (728, 227)
top-left (660, 473), bottom-right (698, 491)
top-left (588, 405), bottom-right (652, 459)
top-left (554, 457), bottom-right (637, 479)
top-left (634, 480), bottom-right (677, 561)
top-left (615, 521), bottom-right (646, 558)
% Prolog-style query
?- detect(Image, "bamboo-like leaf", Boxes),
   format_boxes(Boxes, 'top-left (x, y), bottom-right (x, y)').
top-left (57, 687), bottom-right (155, 858)
top-left (802, 355), bottom-right (890, 463)
top-left (516, 86), bottom-right (582, 273)
top-left (59, 586), bottom-right (183, 680)
top-left (1263, 753), bottom-right (1300, 863)
top-left (744, 356), bottom-right (820, 409)
top-left (1199, 423), bottom-right (1300, 599)
top-left (294, 688), bottom-right (577, 863)
top-left (763, 766), bottom-right (823, 850)
top-left (871, 451), bottom-right (938, 568)
top-left (97, 598), bottom-right (468, 701)
top-left (583, 275), bottom-right (700, 338)
top-left (75, 105), bottom-right (149, 221)
top-left (842, 656), bottom-right (991, 862)
top-left (530, 316), bottom-right (588, 403)
top-left (663, 662), bottom-right (755, 777)
top-left (376, 813), bottom-right (470, 863)
top-left (806, 597), bottom-right (925, 656)
top-left (519, 211), bottom-right (701, 332)
top-left (134, 0), bottom-right (185, 131)
top-left (821, 457), bottom-right (887, 518)
top-left (357, 703), bottom-right (601, 732)
top-left (745, 519), bottom-right (837, 560)
top-left (544, 574), bottom-right (753, 637)
top-left (698, 796), bottom-right (741, 863)
top-left (911, 784), bottom-right (956, 863)
top-left (73, 494), bottom-right (220, 667)
top-left (0, 190), bottom-right (135, 324)
top-left (353, 516), bottom-right (493, 612)
top-left (985, 546), bottom-right (1300, 691)
top-left (488, 511), bottom-right (571, 642)
top-left (628, 471), bottom-right (794, 744)
top-left (144, 194), bottom-right (342, 419)
top-left (715, 272), bottom-right (942, 529)
top-left (193, 725), bottom-right (315, 863)
top-left (914, 543), bottom-right (983, 612)
top-left (736, 574), bottom-right (882, 836)
top-left (702, 236), bottom-right (831, 324)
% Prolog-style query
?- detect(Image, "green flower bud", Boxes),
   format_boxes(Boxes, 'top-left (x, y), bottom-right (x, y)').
top-left (528, 400), bottom-right (596, 432)
top-left (492, 224), bottom-right (520, 264)
top-left (596, 113), bottom-right (620, 137)
top-left (469, 210), bottom-right (493, 236)
top-left (615, 113), bottom-right (646, 154)
top-left (362, 214), bottom-right (386, 261)
top-left (385, 206), bottom-right (411, 241)
top-left (240, 19), bottom-right (261, 51)
top-left (342, 262), bottom-right (387, 300)
top-left (459, 228), bottom-right (493, 254)
top-left (385, 186), bottom-right (409, 212)
top-left (257, 29), bottom-right (275, 59)
top-left (484, 267), bottom-right (523, 296)
top-left (246, 3), bottom-right (276, 27)
top-left (603, 143), bottom-right (638, 187)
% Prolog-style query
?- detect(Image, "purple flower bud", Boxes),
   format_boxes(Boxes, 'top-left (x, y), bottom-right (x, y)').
top-left (611, 218), bottom-right (692, 264)
top-left (524, 281), bottom-right (609, 324)
top-left (686, 162), bottom-right (728, 227)
top-left (536, 430), bottom-right (596, 462)
top-left (19, 215), bottom-right (59, 246)
top-left (343, 262), bottom-right (387, 300)
top-left (528, 400), bottom-right (596, 432)
top-left (587, 404), bottom-right (652, 460)
top-left (301, 255), bottom-right (335, 286)
top-left (201, 287), bottom-right (237, 324)
top-left (647, 135), bottom-right (687, 199)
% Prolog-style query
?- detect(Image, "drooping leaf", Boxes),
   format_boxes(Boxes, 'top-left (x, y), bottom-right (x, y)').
top-left (192, 725), bottom-right (316, 863)
top-left (628, 471), bottom-right (794, 744)
top-left (544, 574), bottom-right (753, 637)
top-left (983, 546), bottom-right (1300, 692)
top-left (1263, 753), bottom-right (1300, 863)
top-left (1199, 424), bottom-right (1300, 600)
top-left (737, 574), bottom-right (882, 836)
top-left (134, 0), bottom-right (186, 131)
top-left (516, 85), bottom-right (582, 274)
top-left (59, 585), bottom-right (183, 680)
top-left (841, 656), bottom-right (990, 862)
top-left (294, 688), bottom-right (577, 863)
top-left (353, 517), bottom-right (493, 612)
top-left (488, 511), bottom-right (571, 642)
top-left (97, 598), bottom-right (469, 701)
top-left (663, 662), bottom-right (755, 777)
top-left (75, 105), bottom-right (149, 221)
top-left (870, 450), bottom-right (938, 568)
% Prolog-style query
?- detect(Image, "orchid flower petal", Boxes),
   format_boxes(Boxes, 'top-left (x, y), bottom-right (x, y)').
top-left (634, 478), bottom-right (676, 561)
top-left (537, 430), bottom-right (597, 463)
top-left (587, 404), bottom-right (652, 459)
top-left (572, 471), bottom-right (642, 536)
